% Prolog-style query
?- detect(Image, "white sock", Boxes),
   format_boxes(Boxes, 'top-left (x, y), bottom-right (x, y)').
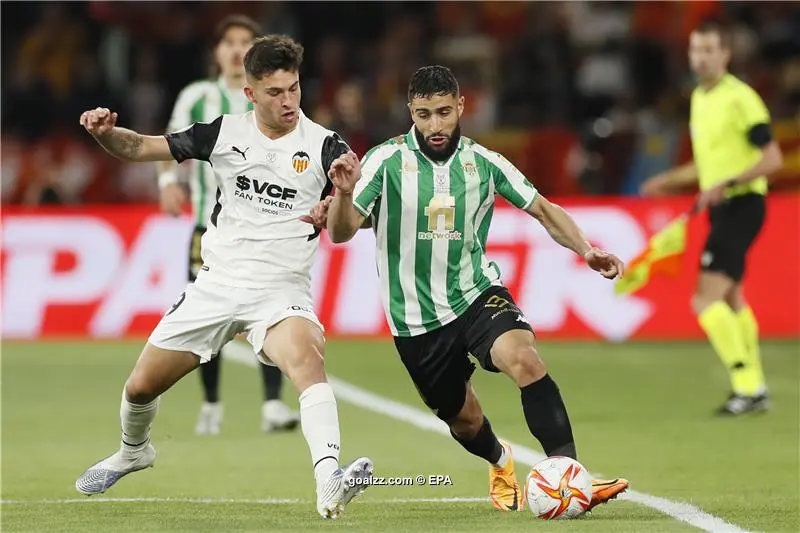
top-left (299, 382), bottom-right (340, 483)
top-left (120, 390), bottom-right (160, 453)
top-left (494, 445), bottom-right (510, 469)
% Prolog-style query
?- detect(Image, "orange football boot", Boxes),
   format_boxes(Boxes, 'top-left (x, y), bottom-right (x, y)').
top-left (587, 478), bottom-right (629, 510)
top-left (489, 441), bottom-right (523, 511)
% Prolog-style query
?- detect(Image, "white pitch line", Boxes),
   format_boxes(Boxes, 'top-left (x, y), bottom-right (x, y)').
top-left (0, 497), bottom-right (489, 506)
top-left (224, 345), bottom-right (756, 533)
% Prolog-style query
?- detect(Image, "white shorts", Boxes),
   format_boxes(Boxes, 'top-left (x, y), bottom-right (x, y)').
top-left (148, 277), bottom-right (324, 365)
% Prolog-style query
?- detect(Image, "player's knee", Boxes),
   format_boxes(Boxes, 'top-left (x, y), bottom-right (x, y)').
top-left (498, 344), bottom-right (546, 387)
top-left (692, 293), bottom-right (717, 315)
top-left (278, 346), bottom-right (326, 392)
top-left (124, 374), bottom-right (159, 404)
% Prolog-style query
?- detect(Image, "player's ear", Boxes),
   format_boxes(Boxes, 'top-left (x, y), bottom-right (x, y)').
top-left (244, 85), bottom-right (255, 104)
top-left (457, 95), bottom-right (465, 118)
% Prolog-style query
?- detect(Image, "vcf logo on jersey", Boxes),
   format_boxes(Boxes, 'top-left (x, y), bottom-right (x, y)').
top-left (292, 151), bottom-right (310, 174)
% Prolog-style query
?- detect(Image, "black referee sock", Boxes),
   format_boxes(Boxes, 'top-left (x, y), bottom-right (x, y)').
top-left (521, 374), bottom-right (577, 459)
top-left (450, 416), bottom-right (504, 465)
top-left (200, 355), bottom-right (222, 404)
top-left (261, 364), bottom-right (283, 401)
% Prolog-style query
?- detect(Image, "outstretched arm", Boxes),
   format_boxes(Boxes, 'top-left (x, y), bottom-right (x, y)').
top-left (80, 108), bottom-right (174, 162)
top-left (527, 195), bottom-right (625, 280)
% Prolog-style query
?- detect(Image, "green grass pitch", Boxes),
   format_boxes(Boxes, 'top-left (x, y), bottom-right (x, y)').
top-left (2, 339), bottom-right (798, 532)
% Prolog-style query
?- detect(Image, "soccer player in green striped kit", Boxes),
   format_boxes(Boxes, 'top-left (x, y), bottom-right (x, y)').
top-left (156, 15), bottom-right (298, 435)
top-left (325, 66), bottom-right (629, 513)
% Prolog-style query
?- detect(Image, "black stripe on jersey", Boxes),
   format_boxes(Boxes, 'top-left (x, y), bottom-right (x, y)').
top-left (747, 123), bottom-right (772, 148)
top-left (308, 132), bottom-right (350, 241)
top-left (307, 179), bottom-right (333, 241)
top-left (321, 132), bottom-right (351, 175)
top-left (165, 116), bottom-right (223, 163)
top-left (210, 188), bottom-right (222, 227)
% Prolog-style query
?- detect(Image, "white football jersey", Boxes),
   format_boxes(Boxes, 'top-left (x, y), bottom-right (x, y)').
top-left (165, 110), bottom-right (348, 289)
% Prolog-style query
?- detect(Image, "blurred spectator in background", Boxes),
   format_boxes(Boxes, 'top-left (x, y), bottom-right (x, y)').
top-left (2, 0), bottom-right (799, 206)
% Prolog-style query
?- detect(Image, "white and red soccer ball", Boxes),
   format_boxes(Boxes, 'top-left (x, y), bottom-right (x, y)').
top-left (525, 456), bottom-right (593, 520)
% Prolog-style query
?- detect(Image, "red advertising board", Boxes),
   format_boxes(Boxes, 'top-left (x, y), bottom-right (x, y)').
top-left (2, 195), bottom-right (798, 340)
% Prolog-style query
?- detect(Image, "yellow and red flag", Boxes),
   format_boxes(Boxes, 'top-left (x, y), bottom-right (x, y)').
top-left (614, 212), bottom-right (691, 296)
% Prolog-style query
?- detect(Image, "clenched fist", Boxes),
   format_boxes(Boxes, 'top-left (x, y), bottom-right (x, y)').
top-left (79, 107), bottom-right (118, 136)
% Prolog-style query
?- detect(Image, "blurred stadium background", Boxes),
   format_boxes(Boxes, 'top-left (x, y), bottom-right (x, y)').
top-left (2, 2), bottom-right (798, 532)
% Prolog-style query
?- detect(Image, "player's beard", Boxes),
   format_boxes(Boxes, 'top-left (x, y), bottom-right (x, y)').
top-left (415, 124), bottom-right (461, 163)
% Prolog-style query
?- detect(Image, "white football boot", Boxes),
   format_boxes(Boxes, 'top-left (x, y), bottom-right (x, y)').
top-left (195, 402), bottom-right (223, 435)
top-left (316, 456), bottom-right (374, 519)
top-left (75, 443), bottom-right (156, 495)
top-left (261, 400), bottom-right (300, 432)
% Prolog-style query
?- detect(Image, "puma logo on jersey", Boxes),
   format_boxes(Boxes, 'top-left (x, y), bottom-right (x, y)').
top-left (232, 146), bottom-right (250, 160)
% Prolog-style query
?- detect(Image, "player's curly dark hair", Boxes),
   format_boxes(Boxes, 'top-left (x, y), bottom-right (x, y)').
top-left (407, 65), bottom-right (459, 102)
top-left (244, 35), bottom-right (304, 79)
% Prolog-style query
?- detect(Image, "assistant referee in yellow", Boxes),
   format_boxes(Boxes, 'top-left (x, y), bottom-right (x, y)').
top-left (641, 20), bottom-right (784, 416)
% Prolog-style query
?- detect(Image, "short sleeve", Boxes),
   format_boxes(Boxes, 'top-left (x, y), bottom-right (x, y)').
top-left (353, 144), bottom-right (395, 217)
top-left (164, 116), bottom-right (222, 163)
top-left (321, 132), bottom-right (351, 176)
top-left (733, 85), bottom-right (771, 132)
top-left (475, 147), bottom-right (538, 210)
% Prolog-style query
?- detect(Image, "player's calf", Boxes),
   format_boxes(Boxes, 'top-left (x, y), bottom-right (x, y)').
top-left (259, 317), bottom-right (353, 516)
top-left (445, 386), bottom-right (523, 512)
top-left (491, 331), bottom-right (577, 459)
top-left (75, 345), bottom-right (199, 496)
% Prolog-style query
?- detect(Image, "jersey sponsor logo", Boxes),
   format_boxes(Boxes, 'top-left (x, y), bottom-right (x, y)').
top-left (419, 194), bottom-right (462, 241)
top-left (485, 295), bottom-right (516, 320)
top-left (232, 146), bottom-right (250, 160)
top-left (292, 151), bottom-right (310, 174)
top-left (287, 304), bottom-right (314, 314)
top-left (234, 175), bottom-right (298, 212)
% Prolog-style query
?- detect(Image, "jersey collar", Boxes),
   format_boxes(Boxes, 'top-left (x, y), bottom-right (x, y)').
top-left (405, 126), bottom-right (465, 152)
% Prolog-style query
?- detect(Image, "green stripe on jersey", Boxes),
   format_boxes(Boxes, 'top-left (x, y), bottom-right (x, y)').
top-left (189, 96), bottom-right (206, 226)
top-left (384, 149), bottom-right (407, 335)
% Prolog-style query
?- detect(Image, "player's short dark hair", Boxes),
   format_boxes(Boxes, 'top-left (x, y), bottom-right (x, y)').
top-left (212, 14), bottom-right (261, 48)
top-left (408, 65), bottom-right (459, 102)
top-left (694, 19), bottom-right (732, 49)
top-left (244, 35), bottom-right (304, 80)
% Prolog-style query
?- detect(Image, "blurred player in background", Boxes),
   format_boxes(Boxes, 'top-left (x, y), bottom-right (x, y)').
top-left (75, 35), bottom-right (373, 520)
top-left (641, 20), bottom-right (783, 415)
top-left (324, 65), bottom-right (628, 513)
top-left (156, 15), bottom-right (299, 435)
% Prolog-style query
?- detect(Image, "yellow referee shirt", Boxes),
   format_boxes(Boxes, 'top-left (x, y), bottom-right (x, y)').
top-left (690, 73), bottom-right (770, 196)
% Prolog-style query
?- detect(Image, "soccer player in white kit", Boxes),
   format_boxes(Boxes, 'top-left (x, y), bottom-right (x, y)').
top-left (74, 35), bottom-right (373, 520)
top-left (156, 14), bottom-right (299, 436)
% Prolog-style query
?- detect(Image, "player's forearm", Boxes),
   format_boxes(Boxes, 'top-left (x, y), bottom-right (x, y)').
top-left (327, 193), bottom-right (363, 243)
top-left (93, 128), bottom-right (170, 162)
top-left (729, 142), bottom-right (783, 186)
top-left (529, 198), bottom-right (592, 257)
top-left (664, 163), bottom-right (698, 188)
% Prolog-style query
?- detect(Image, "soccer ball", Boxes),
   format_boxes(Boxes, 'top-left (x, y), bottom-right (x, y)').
top-left (525, 456), bottom-right (592, 520)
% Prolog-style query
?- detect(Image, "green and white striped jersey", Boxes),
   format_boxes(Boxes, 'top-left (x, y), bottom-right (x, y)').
top-left (166, 77), bottom-right (253, 227)
top-left (353, 127), bottom-right (539, 337)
